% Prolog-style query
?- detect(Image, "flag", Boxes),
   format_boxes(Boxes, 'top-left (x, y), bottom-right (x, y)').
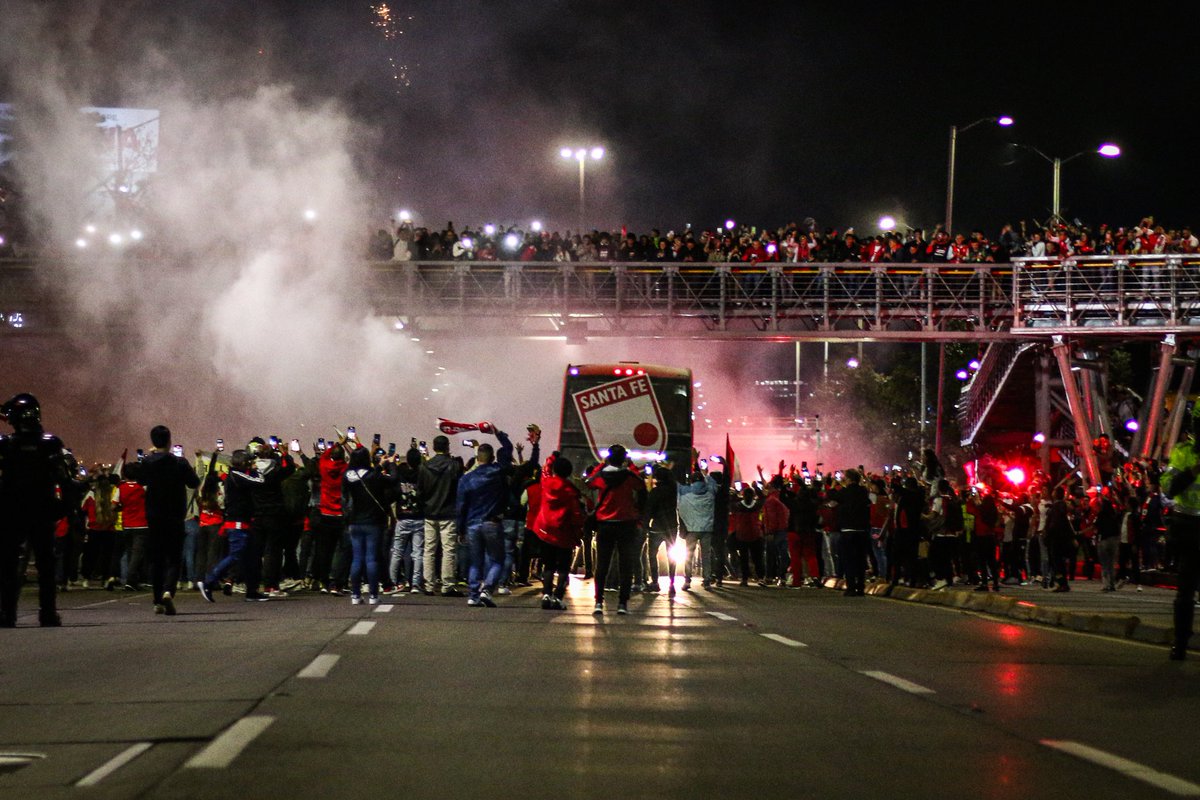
top-left (437, 418), bottom-right (495, 435)
top-left (724, 434), bottom-right (742, 483)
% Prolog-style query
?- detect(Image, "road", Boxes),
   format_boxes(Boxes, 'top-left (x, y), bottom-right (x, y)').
top-left (1, 579), bottom-right (1198, 799)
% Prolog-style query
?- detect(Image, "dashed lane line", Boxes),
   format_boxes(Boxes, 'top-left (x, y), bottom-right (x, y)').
top-left (705, 611), bottom-right (738, 622)
top-left (860, 670), bottom-right (935, 694)
top-left (75, 742), bottom-right (153, 786)
top-left (184, 716), bottom-right (274, 769)
top-left (296, 654), bottom-right (340, 679)
top-left (347, 621), bottom-right (376, 636)
top-left (373, 604), bottom-right (394, 613)
top-left (760, 633), bottom-right (807, 648)
top-left (1041, 740), bottom-right (1200, 796)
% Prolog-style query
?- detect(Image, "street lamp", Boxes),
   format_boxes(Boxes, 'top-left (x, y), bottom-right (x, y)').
top-left (878, 215), bottom-right (897, 232)
top-left (1009, 142), bottom-right (1122, 222)
top-left (945, 115), bottom-right (1013, 235)
top-left (560, 144), bottom-right (604, 232)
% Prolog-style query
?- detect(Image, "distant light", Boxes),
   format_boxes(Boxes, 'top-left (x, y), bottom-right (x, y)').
top-left (397, 209), bottom-right (412, 222)
top-left (303, 208), bottom-right (318, 221)
top-left (693, 381), bottom-right (701, 388)
top-left (425, 350), bottom-right (434, 355)
top-left (569, 367), bottom-right (579, 376)
top-left (75, 238), bottom-right (88, 249)
top-left (766, 243), bottom-right (777, 254)
top-left (410, 336), bottom-right (420, 342)
top-left (461, 237), bottom-right (473, 249)
top-left (574, 148), bottom-right (586, 161)
top-left (559, 147), bottom-right (573, 159)
top-left (393, 319), bottom-right (406, 331)
top-left (129, 229), bottom-right (143, 241)
top-left (625, 369), bottom-right (633, 375)
top-left (968, 359), bottom-right (981, 370)
top-left (997, 116), bottom-right (1015, 127)
top-left (85, 224), bottom-right (97, 234)
top-left (117, 184), bottom-right (130, 193)
top-left (1032, 432), bottom-right (1046, 444)
top-left (108, 233), bottom-right (123, 246)
top-left (1098, 143), bottom-right (1121, 158)
top-left (955, 369), bottom-right (969, 380)
top-left (724, 219), bottom-right (735, 230)
top-left (1004, 466), bottom-right (1027, 486)
top-left (613, 369), bottom-right (622, 375)
top-left (846, 357), bottom-right (859, 368)
top-left (878, 215), bottom-right (897, 231)
top-left (504, 233), bottom-right (520, 250)
top-left (531, 220), bottom-right (543, 232)
top-left (1124, 418), bottom-right (1139, 432)
top-left (484, 224), bottom-right (496, 236)
top-left (590, 147), bottom-right (604, 160)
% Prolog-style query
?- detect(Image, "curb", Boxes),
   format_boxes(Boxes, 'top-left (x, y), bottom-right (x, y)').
top-left (825, 579), bottom-right (1178, 649)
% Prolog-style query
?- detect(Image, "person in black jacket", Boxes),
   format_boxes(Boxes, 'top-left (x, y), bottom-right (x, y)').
top-left (831, 469), bottom-right (872, 596)
top-left (342, 447), bottom-right (399, 604)
top-left (419, 435), bottom-right (464, 597)
top-left (251, 441), bottom-right (296, 598)
top-left (643, 466), bottom-right (678, 594)
top-left (199, 450), bottom-right (266, 602)
top-left (139, 425), bottom-right (200, 615)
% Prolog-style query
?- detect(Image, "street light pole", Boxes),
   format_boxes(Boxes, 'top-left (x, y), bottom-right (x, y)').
top-left (578, 157), bottom-right (586, 233)
top-left (561, 145), bottom-right (604, 233)
top-left (945, 115), bottom-right (1012, 235)
top-left (1009, 143), bottom-right (1121, 223)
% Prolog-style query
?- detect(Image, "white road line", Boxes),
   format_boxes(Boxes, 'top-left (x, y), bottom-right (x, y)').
top-left (347, 621), bottom-right (376, 636)
top-left (296, 654), bottom-right (340, 679)
top-left (373, 604), bottom-right (394, 613)
top-left (760, 633), bottom-right (807, 648)
top-left (75, 742), bottom-right (153, 786)
top-left (706, 611), bottom-right (737, 621)
top-left (184, 716), bottom-right (275, 769)
top-left (1042, 740), bottom-right (1200, 796)
top-left (860, 670), bottom-right (935, 694)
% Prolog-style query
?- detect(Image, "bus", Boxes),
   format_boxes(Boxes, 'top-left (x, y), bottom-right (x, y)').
top-left (559, 362), bottom-right (693, 472)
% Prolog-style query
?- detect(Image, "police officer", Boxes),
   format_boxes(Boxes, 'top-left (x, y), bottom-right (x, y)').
top-left (0, 393), bottom-right (73, 627)
top-left (1163, 407), bottom-right (1200, 660)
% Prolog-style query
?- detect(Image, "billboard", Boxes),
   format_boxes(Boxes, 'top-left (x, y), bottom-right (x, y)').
top-left (0, 103), bottom-right (159, 174)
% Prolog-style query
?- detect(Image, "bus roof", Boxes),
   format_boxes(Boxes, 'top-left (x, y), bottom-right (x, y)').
top-left (566, 363), bottom-right (692, 380)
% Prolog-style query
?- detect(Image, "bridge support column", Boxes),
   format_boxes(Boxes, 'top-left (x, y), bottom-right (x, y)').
top-left (1051, 336), bottom-right (1102, 485)
top-left (1140, 334), bottom-right (1177, 459)
top-left (1036, 354), bottom-right (1052, 475)
top-left (1161, 360), bottom-right (1196, 460)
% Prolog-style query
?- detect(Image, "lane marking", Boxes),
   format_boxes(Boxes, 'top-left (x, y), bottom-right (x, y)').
top-left (760, 633), bottom-right (807, 648)
top-left (296, 654), bottom-right (340, 679)
top-left (706, 611), bottom-right (737, 622)
top-left (75, 742), bottom-right (152, 786)
top-left (373, 604), bottom-right (394, 613)
top-left (1041, 740), bottom-right (1200, 796)
top-left (347, 621), bottom-right (376, 636)
top-left (860, 670), bottom-right (935, 694)
top-left (185, 716), bottom-right (274, 769)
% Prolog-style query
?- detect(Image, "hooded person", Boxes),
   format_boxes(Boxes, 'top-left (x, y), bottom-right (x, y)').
top-left (388, 447), bottom-right (426, 594)
top-left (418, 434), bottom-right (465, 596)
top-left (313, 437), bottom-right (349, 594)
top-left (534, 453), bottom-right (584, 609)
top-left (584, 444), bottom-right (647, 615)
top-left (342, 446), bottom-right (399, 604)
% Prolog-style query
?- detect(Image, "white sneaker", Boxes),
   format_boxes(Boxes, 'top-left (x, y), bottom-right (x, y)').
top-left (553, 597), bottom-right (568, 610)
top-left (351, 596), bottom-right (362, 605)
top-left (496, 586), bottom-right (511, 596)
top-left (931, 579), bottom-right (949, 591)
top-left (368, 596), bottom-right (380, 605)
top-left (592, 603), bottom-right (603, 616)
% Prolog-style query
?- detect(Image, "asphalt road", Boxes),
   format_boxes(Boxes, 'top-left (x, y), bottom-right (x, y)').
top-left (1, 579), bottom-right (1198, 799)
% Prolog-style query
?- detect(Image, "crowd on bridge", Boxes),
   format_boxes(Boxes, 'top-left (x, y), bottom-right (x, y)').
top-left (3, 390), bottom-right (1198, 660)
top-left (368, 215), bottom-right (1200, 267)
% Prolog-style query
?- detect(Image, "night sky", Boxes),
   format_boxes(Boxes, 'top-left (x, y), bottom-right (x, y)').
top-left (4, 1), bottom-right (1192, 236)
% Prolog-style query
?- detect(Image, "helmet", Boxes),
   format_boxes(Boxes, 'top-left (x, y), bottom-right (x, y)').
top-left (0, 393), bottom-right (42, 433)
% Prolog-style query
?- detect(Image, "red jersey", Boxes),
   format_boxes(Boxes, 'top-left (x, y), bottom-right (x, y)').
top-left (318, 447), bottom-right (348, 517)
top-left (118, 481), bottom-right (148, 528)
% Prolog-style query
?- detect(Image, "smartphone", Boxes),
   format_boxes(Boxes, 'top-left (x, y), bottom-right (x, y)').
top-left (318, 437), bottom-right (326, 448)
top-left (698, 457), bottom-right (708, 470)
top-left (136, 448), bottom-right (145, 461)
top-left (171, 445), bottom-right (184, 457)
top-left (462, 438), bottom-right (478, 448)
top-left (734, 480), bottom-right (744, 491)
top-left (216, 438), bottom-right (224, 452)
top-left (316, 442), bottom-right (327, 453)
top-left (710, 455), bottom-right (723, 464)
top-left (835, 470), bottom-right (843, 481)
top-left (387, 442), bottom-right (396, 456)
top-left (268, 435), bottom-right (280, 448)
top-left (418, 444), bottom-right (428, 456)
top-left (801, 460), bottom-right (807, 470)
top-left (643, 464), bottom-right (654, 476)
top-left (347, 427), bottom-right (357, 441)
top-left (372, 432), bottom-right (382, 446)
top-left (289, 439), bottom-right (301, 453)
top-left (374, 448), bottom-right (386, 458)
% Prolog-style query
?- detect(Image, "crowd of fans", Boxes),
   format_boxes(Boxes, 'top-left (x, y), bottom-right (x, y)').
top-left (367, 216), bottom-right (1200, 266)
top-left (26, 424), bottom-right (1177, 621)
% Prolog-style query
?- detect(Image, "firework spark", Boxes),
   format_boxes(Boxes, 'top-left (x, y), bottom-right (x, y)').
top-left (370, 3), bottom-right (412, 89)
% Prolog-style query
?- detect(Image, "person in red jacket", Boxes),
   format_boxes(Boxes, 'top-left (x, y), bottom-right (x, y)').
top-left (534, 454), bottom-right (583, 610)
top-left (585, 444), bottom-right (647, 615)
top-left (730, 485), bottom-right (765, 585)
top-left (761, 478), bottom-right (790, 586)
top-left (312, 439), bottom-right (348, 593)
top-left (116, 464), bottom-right (149, 592)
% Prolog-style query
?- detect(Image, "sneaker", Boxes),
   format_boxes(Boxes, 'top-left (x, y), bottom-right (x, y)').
top-left (104, 577), bottom-right (118, 591)
top-left (932, 579), bottom-right (949, 591)
top-left (243, 593), bottom-right (270, 602)
top-left (198, 582), bottom-right (214, 603)
top-left (541, 594), bottom-right (553, 610)
top-left (368, 596), bottom-right (380, 605)
top-left (410, 585), bottom-right (421, 594)
top-left (222, 583), bottom-right (233, 597)
top-left (479, 591), bottom-right (496, 607)
top-left (682, 579), bottom-right (692, 592)
top-left (162, 593), bottom-right (176, 616)
top-left (645, 582), bottom-right (661, 593)
top-left (38, 611), bottom-right (62, 627)
top-left (668, 585), bottom-right (677, 598)
top-left (267, 588), bottom-right (288, 598)
top-left (702, 581), bottom-right (713, 591)
top-left (279, 578), bottom-right (302, 591)
top-left (123, 583), bottom-right (137, 592)
top-left (351, 596), bottom-right (362, 605)
top-left (154, 604), bottom-right (165, 614)
top-left (552, 597), bottom-right (568, 610)
top-left (592, 602), bottom-right (604, 616)
top-left (231, 584), bottom-right (246, 595)
top-left (467, 597), bottom-right (482, 607)
top-left (442, 588), bottom-right (464, 598)
top-left (617, 603), bottom-right (629, 615)
top-left (496, 586), bottom-right (511, 596)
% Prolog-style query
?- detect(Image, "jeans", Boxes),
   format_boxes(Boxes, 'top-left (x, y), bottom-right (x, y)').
top-left (122, 527), bottom-right (149, 585)
top-left (182, 518), bottom-right (199, 584)
top-left (502, 519), bottom-right (523, 587)
top-left (466, 520), bottom-right (505, 600)
top-left (206, 529), bottom-right (247, 587)
top-left (390, 518), bottom-right (424, 588)
top-left (423, 519), bottom-right (458, 592)
top-left (765, 530), bottom-right (789, 581)
top-left (647, 527), bottom-right (677, 582)
top-left (870, 528), bottom-right (888, 580)
top-left (823, 530), bottom-right (841, 578)
top-left (1097, 535), bottom-right (1119, 590)
top-left (348, 522), bottom-right (382, 599)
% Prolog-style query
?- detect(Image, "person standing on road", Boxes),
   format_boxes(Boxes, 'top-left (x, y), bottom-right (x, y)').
top-left (456, 429), bottom-right (514, 607)
top-left (0, 393), bottom-right (72, 628)
top-left (199, 450), bottom-right (266, 603)
top-left (139, 426), bottom-right (200, 616)
top-left (586, 445), bottom-right (647, 615)
top-left (342, 446), bottom-right (399, 605)
top-left (1162, 412), bottom-right (1200, 660)
top-left (677, 469), bottom-right (716, 591)
top-left (388, 448), bottom-right (425, 594)
top-left (831, 469), bottom-right (871, 596)
top-left (419, 435), bottom-right (464, 597)
top-left (534, 454), bottom-right (584, 610)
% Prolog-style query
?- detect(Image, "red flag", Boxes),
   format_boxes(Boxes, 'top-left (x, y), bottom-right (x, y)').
top-left (437, 419), bottom-right (495, 435)
top-left (724, 434), bottom-right (742, 483)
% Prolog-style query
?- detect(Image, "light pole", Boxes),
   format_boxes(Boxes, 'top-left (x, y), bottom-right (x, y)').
top-left (560, 145), bottom-right (604, 232)
top-left (945, 115), bottom-right (1013, 235)
top-left (1009, 142), bottom-right (1121, 222)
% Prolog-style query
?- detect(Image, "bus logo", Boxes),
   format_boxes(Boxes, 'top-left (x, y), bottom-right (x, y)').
top-left (572, 374), bottom-right (668, 462)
